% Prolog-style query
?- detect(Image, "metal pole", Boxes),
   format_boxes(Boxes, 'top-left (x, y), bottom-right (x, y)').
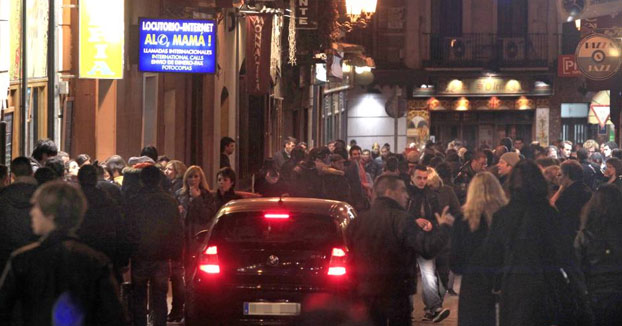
top-left (20, 0), bottom-right (27, 156)
top-left (47, 0), bottom-right (55, 140)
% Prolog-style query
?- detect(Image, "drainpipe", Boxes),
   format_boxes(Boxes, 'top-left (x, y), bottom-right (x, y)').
top-left (47, 0), bottom-right (55, 140)
top-left (20, 0), bottom-right (27, 155)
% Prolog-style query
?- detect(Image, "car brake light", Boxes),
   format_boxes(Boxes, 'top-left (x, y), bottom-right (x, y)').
top-left (199, 245), bottom-right (220, 274)
top-left (264, 213), bottom-right (290, 219)
top-left (327, 247), bottom-right (347, 276)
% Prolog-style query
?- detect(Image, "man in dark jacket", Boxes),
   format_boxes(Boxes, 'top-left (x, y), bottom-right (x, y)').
top-left (553, 160), bottom-right (592, 247)
top-left (454, 151), bottom-right (488, 204)
top-left (77, 165), bottom-right (132, 282)
top-left (0, 157), bottom-right (39, 271)
top-left (273, 137), bottom-right (296, 171)
top-left (577, 148), bottom-right (603, 191)
top-left (348, 175), bottom-right (453, 326)
top-left (0, 181), bottom-right (126, 326)
top-left (126, 166), bottom-right (183, 326)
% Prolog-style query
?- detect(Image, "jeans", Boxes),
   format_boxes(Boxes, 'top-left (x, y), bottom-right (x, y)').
top-left (132, 260), bottom-right (169, 326)
top-left (169, 260), bottom-right (185, 312)
top-left (417, 256), bottom-right (445, 314)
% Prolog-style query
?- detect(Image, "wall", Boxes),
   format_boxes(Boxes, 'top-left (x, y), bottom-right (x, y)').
top-left (0, 0), bottom-right (9, 109)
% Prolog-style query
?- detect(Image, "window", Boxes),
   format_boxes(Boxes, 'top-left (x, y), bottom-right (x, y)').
top-left (498, 0), bottom-right (528, 36)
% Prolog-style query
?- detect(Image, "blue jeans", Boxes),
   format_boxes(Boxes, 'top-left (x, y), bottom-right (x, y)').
top-left (417, 256), bottom-right (445, 314)
top-left (131, 260), bottom-right (169, 326)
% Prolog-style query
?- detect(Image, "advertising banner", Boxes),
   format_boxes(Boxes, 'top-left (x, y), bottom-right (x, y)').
top-left (139, 19), bottom-right (217, 74)
top-left (295, 0), bottom-right (318, 30)
top-left (79, 0), bottom-right (124, 79)
top-left (558, 55), bottom-right (581, 77)
top-left (246, 15), bottom-right (273, 95)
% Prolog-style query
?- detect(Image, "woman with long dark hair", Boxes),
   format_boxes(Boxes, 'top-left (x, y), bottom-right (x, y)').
top-left (576, 184), bottom-right (622, 326)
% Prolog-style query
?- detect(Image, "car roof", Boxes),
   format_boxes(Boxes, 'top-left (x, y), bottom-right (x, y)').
top-left (217, 197), bottom-right (355, 222)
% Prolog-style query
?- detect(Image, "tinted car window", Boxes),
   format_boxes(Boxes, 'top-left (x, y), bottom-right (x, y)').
top-left (211, 212), bottom-right (340, 247)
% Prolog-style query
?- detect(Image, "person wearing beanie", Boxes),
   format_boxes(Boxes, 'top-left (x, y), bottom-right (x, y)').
top-left (498, 152), bottom-right (520, 191)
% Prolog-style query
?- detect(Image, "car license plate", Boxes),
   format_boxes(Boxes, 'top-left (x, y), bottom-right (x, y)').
top-left (243, 302), bottom-right (301, 316)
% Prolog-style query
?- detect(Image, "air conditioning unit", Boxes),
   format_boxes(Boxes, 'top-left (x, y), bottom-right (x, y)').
top-left (447, 38), bottom-right (472, 62)
top-left (501, 37), bottom-right (526, 62)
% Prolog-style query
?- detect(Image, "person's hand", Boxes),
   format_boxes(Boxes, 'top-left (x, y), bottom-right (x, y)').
top-left (190, 186), bottom-right (201, 198)
top-left (416, 218), bottom-right (433, 232)
top-left (435, 206), bottom-right (455, 226)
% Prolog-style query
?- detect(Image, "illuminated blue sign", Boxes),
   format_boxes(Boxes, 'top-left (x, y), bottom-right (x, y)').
top-left (139, 19), bottom-right (216, 74)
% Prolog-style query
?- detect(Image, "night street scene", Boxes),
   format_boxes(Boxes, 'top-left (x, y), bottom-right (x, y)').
top-left (2, 0), bottom-right (622, 325)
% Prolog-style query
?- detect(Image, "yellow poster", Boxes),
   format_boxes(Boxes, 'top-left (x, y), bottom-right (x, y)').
top-left (79, 0), bottom-right (124, 79)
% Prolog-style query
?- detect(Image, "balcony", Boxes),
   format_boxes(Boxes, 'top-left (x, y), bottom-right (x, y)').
top-left (422, 33), bottom-right (550, 69)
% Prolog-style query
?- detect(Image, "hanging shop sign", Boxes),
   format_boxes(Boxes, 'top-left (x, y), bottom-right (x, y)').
top-left (558, 55), bottom-right (581, 77)
top-left (246, 15), bottom-right (273, 95)
top-left (295, 0), bottom-right (318, 30)
top-left (79, 0), bottom-right (124, 79)
top-left (138, 19), bottom-right (216, 74)
top-left (575, 34), bottom-right (622, 81)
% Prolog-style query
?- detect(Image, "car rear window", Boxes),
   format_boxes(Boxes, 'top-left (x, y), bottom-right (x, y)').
top-left (211, 212), bottom-right (341, 246)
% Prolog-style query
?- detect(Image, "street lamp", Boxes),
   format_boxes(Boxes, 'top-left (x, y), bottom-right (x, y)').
top-left (345, 0), bottom-right (377, 28)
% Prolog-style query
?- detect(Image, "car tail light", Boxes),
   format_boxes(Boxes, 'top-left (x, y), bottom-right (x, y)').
top-left (199, 245), bottom-right (220, 274)
top-left (327, 247), bottom-right (347, 276)
top-left (264, 213), bottom-right (290, 219)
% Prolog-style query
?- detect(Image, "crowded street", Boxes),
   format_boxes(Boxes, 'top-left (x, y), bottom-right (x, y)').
top-left (2, 0), bottom-right (622, 326)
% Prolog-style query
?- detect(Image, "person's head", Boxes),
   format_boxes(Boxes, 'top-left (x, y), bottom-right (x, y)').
top-left (31, 139), bottom-right (58, 163)
top-left (612, 148), bottom-right (622, 160)
top-left (602, 141), bottom-right (618, 158)
top-left (577, 148), bottom-right (589, 162)
top-left (508, 160), bottom-right (548, 201)
top-left (10, 156), bottom-right (33, 178)
top-left (498, 152), bottom-right (520, 177)
top-left (371, 142), bottom-right (380, 155)
top-left (105, 155), bottom-right (127, 178)
top-left (383, 156), bottom-right (399, 174)
top-left (0, 164), bottom-right (8, 187)
top-left (66, 160), bottom-right (80, 177)
top-left (139, 165), bottom-right (162, 189)
top-left (514, 138), bottom-right (524, 151)
top-left (75, 154), bottom-right (92, 167)
top-left (463, 172), bottom-right (508, 231)
top-left (425, 167), bottom-right (443, 190)
top-left (547, 146), bottom-right (559, 159)
top-left (361, 149), bottom-right (371, 162)
top-left (284, 137), bottom-right (297, 153)
top-left (57, 151), bottom-right (70, 165)
top-left (329, 154), bottom-right (346, 171)
top-left (34, 167), bottom-right (57, 186)
top-left (605, 157), bottom-right (622, 179)
top-left (543, 165), bottom-right (562, 188)
top-left (380, 144), bottom-right (391, 158)
top-left (156, 155), bottom-right (170, 168)
top-left (291, 146), bottom-right (307, 162)
top-left (561, 141), bottom-right (573, 158)
top-left (45, 157), bottom-right (65, 179)
top-left (217, 167), bottom-right (237, 193)
top-left (560, 160), bottom-right (583, 186)
top-left (590, 152), bottom-right (604, 165)
top-left (583, 139), bottom-right (599, 154)
top-left (78, 164), bottom-right (98, 188)
top-left (410, 164), bottom-right (429, 190)
top-left (349, 145), bottom-right (362, 161)
top-left (470, 152), bottom-right (488, 172)
top-left (434, 162), bottom-right (452, 183)
top-left (373, 175), bottom-right (408, 208)
top-left (140, 145), bottom-right (159, 162)
top-left (327, 141), bottom-right (336, 153)
top-left (165, 160), bottom-right (187, 181)
top-left (30, 181), bottom-right (87, 236)
top-left (182, 165), bottom-right (210, 194)
top-left (220, 137), bottom-right (236, 155)
top-left (581, 184), bottom-right (622, 230)
top-left (500, 137), bottom-right (513, 152)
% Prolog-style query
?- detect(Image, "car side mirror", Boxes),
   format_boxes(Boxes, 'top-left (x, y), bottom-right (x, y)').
top-left (194, 230), bottom-right (209, 243)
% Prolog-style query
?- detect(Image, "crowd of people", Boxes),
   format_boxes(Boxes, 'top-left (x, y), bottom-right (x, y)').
top-left (0, 135), bottom-right (621, 326)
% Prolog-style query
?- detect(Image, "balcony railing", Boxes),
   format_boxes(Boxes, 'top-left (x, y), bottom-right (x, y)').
top-left (422, 33), bottom-right (550, 68)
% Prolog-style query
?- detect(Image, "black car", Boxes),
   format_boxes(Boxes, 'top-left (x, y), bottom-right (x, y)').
top-left (185, 197), bottom-right (357, 325)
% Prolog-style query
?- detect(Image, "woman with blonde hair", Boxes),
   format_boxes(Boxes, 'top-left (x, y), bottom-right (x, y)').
top-left (164, 160), bottom-right (187, 195)
top-left (451, 172), bottom-right (507, 326)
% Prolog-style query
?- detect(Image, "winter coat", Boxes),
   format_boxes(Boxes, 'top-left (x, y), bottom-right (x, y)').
top-left (255, 177), bottom-right (289, 197)
top-left (575, 221), bottom-right (622, 295)
top-left (126, 187), bottom-right (183, 262)
top-left (77, 186), bottom-right (132, 279)
top-left (321, 172), bottom-right (351, 204)
top-left (177, 188), bottom-right (216, 240)
top-left (555, 181), bottom-right (592, 247)
top-left (485, 198), bottom-right (578, 326)
top-left (97, 180), bottom-right (123, 207)
top-left (451, 216), bottom-right (495, 326)
top-left (0, 179), bottom-right (38, 271)
top-left (0, 231), bottom-right (126, 326)
top-left (347, 197), bottom-right (450, 298)
top-left (273, 150), bottom-right (290, 171)
top-left (407, 185), bottom-right (441, 223)
top-left (436, 184), bottom-right (461, 218)
top-left (214, 188), bottom-right (243, 211)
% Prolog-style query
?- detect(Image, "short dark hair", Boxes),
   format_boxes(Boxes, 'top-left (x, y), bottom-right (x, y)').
top-left (604, 141), bottom-right (619, 150)
top-left (283, 137), bottom-right (297, 147)
top-left (577, 148), bottom-right (589, 161)
top-left (471, 151), bottom-right (487, 161)
top-left (32, 181), bottom-right (87, 232)
top-left (31, 139), bottom-right (58, 161)
top-left (220, 137), bottom-right (235, 152)
top-left (435, 162), bottom-right (453, 181)
top-left (349, 145), bottom-right (362, 156)
top-left (11, 156), bottom-right (33, 177)
top-left (78, 164), bottom-right (98, 187)
top-left (105, 155), bottom-right (127, 175)
top-left (75, 154), bottom-right (91, 167)
top-left (561, 160), bottom-right (583, 182)
top-left (217, 167), bottom-right (237, 188)
top-left (140, 146), bottom-right (159, 162)
top-left (34, 167), bottom-right (59, 186)
top-left (411, 164), bottom-right (428, 175)
top-left (508, 160), bottom-right (548, 201)
top-left (45, 157), bottom-right (65, 178)
top-left (606, 157), bottom-right (622, 177)
top-left (535, 157), bottom-right (559, 169)
top-left (157, 155), bottom-right (170, 164)
top-left (373, 174), bottom-right (405, 197)
top-left (612, 148), bottom-right (622, 160)
top-left (139, 165), bottom-right (162, 188)
top-left (384, 156), bottom-right (399, 172)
